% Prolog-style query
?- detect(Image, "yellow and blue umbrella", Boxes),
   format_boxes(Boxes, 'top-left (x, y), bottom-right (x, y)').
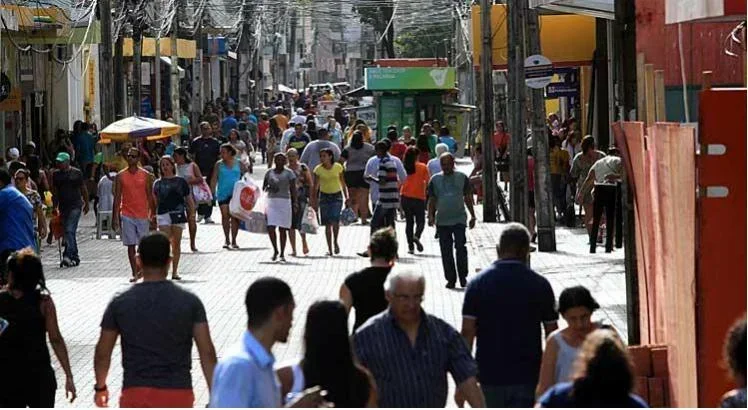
top-left (99, 116), bottom-right (180, 144)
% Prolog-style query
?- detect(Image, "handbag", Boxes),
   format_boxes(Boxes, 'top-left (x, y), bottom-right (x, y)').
top-left (229, 175), bottom-right (260, 221)
top-left (301, 206), bottom-right (319, 235)
top-left (169, 211), bottom-right (188, 224)
top-left (340, 207), bottom-right (357, 226)
top-left (192, 177), bottom-right (213, 205)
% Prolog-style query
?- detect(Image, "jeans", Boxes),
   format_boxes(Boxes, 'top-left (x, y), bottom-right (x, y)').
top-left (370, 203), bottom-right (397, 236)
top-left (591, 184), bottom-right (616, 253)
top-left (437, 224), bottom-right (468, 284)
top-left (550, 174), bottom-right (566, 215)
top-left (63, 207), bottom-right (82, 261)
top-left (481, 384), bottom-right (535, 408)
top-left (401, 197), bottom-right (425, 248)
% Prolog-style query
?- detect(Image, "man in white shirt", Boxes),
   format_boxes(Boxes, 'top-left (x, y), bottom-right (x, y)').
top-left (322, 116), bottom-right (343, 148)
top-left (576, 147), bottom-right (622, 254)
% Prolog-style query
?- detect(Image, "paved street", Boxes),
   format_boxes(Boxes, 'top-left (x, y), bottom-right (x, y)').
top-left (42, 159), bottom-right (626, 408)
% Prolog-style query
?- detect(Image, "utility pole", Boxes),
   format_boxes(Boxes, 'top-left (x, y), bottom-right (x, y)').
top-left (507, 0), bottom-right (528, 226)
top-left (191, 14), bottom-right (203, 136)
top-left (479, 0), bottom-right (496, 222)
top-left (114, 16), bottom-right (125, 118)
top-left (154, 0), bottom-right (162, 119)
top-left (132, 17), bottom-right (143, 116)
top-left (98, 0), bottom-right (114, 127)
top-left (526, 4), bottom-right (556, 251)
top-left (170, 0), bottom-right (181, 125)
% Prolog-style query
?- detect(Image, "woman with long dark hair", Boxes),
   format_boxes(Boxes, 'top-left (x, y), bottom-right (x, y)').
top-left (341, 131), bottom-right (375, 224)
top-left (311, 148), bottom-right (349, 256)
top-left (209, 144), bottom-right (246, 249)
top-left (537, 329), bottom-right (647, 407)
top-left (0, 249), bottom-right (76, 407)
top-left (416, 134), bottom-right (432, 164)
top-left (174, 147), bottom-right (203, 252)
top-left (152, 156), bottom-right (194, 280)
top-left (400, 147), bottom-right (429, 254)
top-left (537, 286), bottom-right (606, 397)
top-left (268, 117), bottom-right (282, 161)
top-left (277, 300), bottom-right (376, 407)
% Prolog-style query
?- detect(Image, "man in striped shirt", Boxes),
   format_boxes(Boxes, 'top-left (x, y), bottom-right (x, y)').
top-left (353, 269), bottom-right (486, 408)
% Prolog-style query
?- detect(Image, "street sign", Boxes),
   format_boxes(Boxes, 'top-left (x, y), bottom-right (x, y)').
top-left (546, 82), bottom-right (578, 98)
top-left (524, 54), bottom-right (553, 89)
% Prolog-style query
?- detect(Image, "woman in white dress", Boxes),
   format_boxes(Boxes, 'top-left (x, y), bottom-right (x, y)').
top-left (263, 152), bottom-right (298, 262)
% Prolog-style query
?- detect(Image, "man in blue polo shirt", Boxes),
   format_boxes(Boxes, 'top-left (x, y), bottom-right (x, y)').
top-left (221, 109), bottom-right (238, 138)
top-left (0, 168), bottom-right (35, 283)
top-left (460, 223), bottom-right (558, 408)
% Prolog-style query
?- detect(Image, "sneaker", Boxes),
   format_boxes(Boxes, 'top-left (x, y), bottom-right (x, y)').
top-left (446, 282), bottom-right (456, 289)
top-left (204, 217), bottom-right (215, 224)
top-left (61, 257), bottom-right (73, 267)
top-left (414, 238), bottom-right (424, 253)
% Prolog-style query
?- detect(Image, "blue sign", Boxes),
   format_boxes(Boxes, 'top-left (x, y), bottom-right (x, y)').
top-left (546, 82), bottom-right (578, 99)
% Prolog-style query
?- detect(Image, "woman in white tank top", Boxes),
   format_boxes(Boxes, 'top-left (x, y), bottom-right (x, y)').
top-left (174, 147), bottom-right (203, 252)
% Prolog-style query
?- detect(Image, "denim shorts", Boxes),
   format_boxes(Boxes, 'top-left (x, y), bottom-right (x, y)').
top-left (121, 215), bottom-right (150, 246)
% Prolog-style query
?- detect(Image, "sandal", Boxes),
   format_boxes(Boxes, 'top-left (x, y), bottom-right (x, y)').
top-left (231, 243), bottom-right (239, 249)
top-left (223, 243), bottom-right (230, 249)
top-left (303, 244), bottom-right (309, 255)
top-left (334, 243), bottom-right (340, 255)
top-left (172, 274), bottom-right (182, 281)
top-left (129, 276), bottom-right (138, 283)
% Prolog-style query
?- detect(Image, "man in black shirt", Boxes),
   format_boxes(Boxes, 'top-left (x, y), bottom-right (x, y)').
top-left (340, 227), bottom-right (398, 330)
top-left (189, 122), bottom-right (221, 224)
top-left (51, 152), bottom-right (88, 267)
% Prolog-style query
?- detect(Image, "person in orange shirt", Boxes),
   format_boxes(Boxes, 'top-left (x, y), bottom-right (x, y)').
top-left (400, 147), bottom-right (430, 254)
top-left (112, 147), bottom-right (156, 282)
top-left (272, 108), bottom-right (289, 131)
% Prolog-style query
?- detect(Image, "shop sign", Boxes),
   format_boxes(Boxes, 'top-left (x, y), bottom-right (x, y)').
top-left (365, 67), bottom-right (456, 91)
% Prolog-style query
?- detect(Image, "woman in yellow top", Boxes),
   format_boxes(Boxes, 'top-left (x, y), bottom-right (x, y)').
top-left (311, 148), bottom-right (349, 256)
top-left (549, 135), bottom-right (571, 219)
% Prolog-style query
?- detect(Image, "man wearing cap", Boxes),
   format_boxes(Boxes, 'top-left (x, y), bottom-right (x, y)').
top-left (50, 151), bottom-right (89, 267)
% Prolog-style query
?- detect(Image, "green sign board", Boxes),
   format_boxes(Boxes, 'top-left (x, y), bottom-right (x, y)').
top-left (365, 67), bottom-right (456, 91)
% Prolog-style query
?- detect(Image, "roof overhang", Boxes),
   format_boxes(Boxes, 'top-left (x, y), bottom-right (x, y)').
top-left (530, 0), bottom-right (614, 20)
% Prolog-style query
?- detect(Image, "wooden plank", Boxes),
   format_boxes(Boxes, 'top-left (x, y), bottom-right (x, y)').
top-left (636, 53), bottom-right (646, 121)
top-left (654, 70), bottom-right (666, 122)
top-left (701, 70), bottom-right (713, 90)
top-left (644, 64), bottom-right (656, 126)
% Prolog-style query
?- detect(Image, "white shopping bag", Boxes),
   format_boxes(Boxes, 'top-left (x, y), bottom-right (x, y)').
top-left (229, 175), bottom-right (261, 221)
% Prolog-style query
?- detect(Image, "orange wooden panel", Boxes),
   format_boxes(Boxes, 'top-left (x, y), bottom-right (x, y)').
top-left (696, 88), bottom-right (747, 406)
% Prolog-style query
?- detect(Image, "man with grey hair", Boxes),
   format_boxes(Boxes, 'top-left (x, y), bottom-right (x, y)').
top-left (427, 143), bottom-right (450, 177)
top-left (459, 223), bottom-right (558, 407)
top-left (353, 268), bottom-right (485, 408)
top-left (428, 152), bottom-right (477, 289)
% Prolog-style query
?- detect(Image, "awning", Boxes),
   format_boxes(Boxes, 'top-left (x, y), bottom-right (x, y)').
top-left (263, 84), bottom-right (296, 94)
top-left (159, 56), bottom-right (186, 79)
top-left (123, 38), bottom-right (197, 59)
top-left (530, 0), bottom-right (614, 20)
top-left (345, 86), bottom-right (372, 97)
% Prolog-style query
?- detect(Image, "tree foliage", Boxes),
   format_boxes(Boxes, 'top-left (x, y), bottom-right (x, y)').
top-left (352, 1), bottom-right (396, 58)
top-left (394, 25), bottom-right (452, 59)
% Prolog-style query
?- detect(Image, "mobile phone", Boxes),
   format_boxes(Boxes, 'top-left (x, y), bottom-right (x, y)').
top-left (0, 317), bottom-right (9, 337)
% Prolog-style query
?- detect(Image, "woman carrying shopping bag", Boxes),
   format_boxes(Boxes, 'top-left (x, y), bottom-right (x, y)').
top-left (286, 148), bottom-right (312, 256)
top-left (210, 144), bottom-right (248, 249)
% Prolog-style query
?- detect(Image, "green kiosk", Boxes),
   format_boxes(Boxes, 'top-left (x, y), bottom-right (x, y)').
top-left (364, 67), bottom-right (462, 143)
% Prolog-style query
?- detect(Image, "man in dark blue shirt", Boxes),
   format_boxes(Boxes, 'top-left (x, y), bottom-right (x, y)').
top-left (0, 168), bottom-right (35, 282)
top-left (461, 223), bottom-right (558, 408)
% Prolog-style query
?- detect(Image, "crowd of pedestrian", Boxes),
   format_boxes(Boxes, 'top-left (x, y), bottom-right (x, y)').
top-left (0, 96), bottom-right (743, 409)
